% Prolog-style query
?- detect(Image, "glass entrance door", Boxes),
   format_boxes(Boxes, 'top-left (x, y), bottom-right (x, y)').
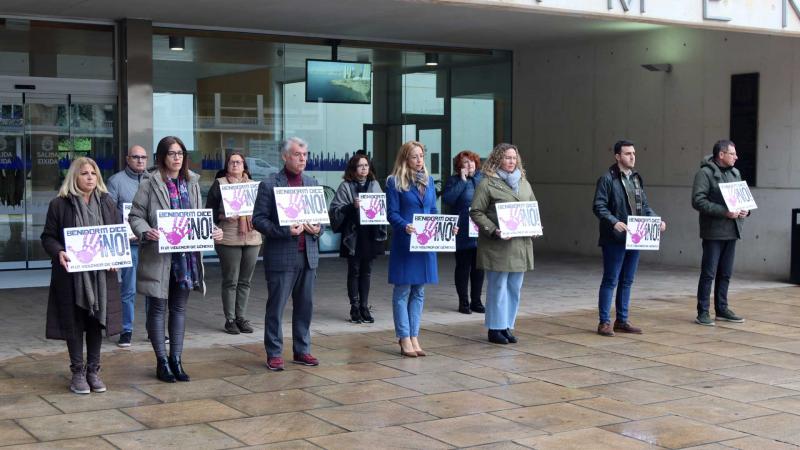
top-left (0, 90), bottom-right (116, 269)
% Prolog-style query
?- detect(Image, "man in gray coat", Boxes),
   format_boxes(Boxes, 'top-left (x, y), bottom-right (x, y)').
top-left (252, 137), bottom-right (322, 371)
top-left (107, 144), bottom-right (149, 347)
top-left (692, 139), bottom-right (750, 326)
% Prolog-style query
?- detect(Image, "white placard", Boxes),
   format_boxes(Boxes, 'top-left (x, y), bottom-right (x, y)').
top-left (410, 214), bottom-right (458, 252)
top-left (156, 209), bottom-right (215, 253)
top-left (468, 208), bottom-right (479, 238)
top-left (63, 224), bottom-right (133, 273)
top-left (274, 186), bottom-right (330, 226)
top-left (122, 203), bottom-right (135, 240)
top-left (718, 181), bottom-right (758, 211)
top-left (496, 201), bottom-right (543, 238)
top-left (220, 182), bottom-right (259, 217)
top-left (625, 215), bottom-right (662, 251)
top-left (358, 193), bottom-right (389, 225)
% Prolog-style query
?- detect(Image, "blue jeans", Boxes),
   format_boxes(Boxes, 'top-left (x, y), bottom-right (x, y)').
top-left (120, 245), bottom-right (139, 333)
top-left (697, 239), bottom-right (736, 315)
top-left (392, 284), bottom-right (424, 338)
top-left (484, 271), bottom-right (524, 330)
top-left (598, 243), bottom-right (640, 324)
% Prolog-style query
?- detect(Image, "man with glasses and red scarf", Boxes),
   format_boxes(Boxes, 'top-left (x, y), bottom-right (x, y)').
top-left (107, 145), bottom-right (150, 347)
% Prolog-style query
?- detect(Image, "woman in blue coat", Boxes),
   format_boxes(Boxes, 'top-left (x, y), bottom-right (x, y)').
top-left (387, 140), bottom-right (438, 358)
top-left (442, 150), bottom-right (485, 315)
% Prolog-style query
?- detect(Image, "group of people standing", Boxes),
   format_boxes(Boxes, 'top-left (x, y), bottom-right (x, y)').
top-left (42, 133), bottom-right (750, 395)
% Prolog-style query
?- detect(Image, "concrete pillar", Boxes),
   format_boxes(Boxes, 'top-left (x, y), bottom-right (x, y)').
top-left (117, 19), bottom-right (153, 159)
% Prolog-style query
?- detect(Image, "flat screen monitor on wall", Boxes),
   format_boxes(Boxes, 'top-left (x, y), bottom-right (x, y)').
top-left (305, 59), bottom-right (372, 104)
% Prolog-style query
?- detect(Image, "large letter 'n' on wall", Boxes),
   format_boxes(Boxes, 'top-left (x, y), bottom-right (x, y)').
top-left (607, 0), bottom-right (645, 14)
top-left (784, 0), bottom-right (800, 27)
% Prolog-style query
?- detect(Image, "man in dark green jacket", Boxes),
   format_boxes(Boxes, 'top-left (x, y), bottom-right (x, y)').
top-left (691, 140), bottom-right (750, 326)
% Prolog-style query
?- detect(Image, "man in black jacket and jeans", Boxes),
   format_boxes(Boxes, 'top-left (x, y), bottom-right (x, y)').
top-left (692, 140), bottom-right (749, 326)
top-left (593, 140), bottom-right (666, 337)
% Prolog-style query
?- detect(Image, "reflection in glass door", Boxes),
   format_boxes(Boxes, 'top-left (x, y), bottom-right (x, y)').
top-left (0, 92), bottom-right (116, 269)
top-left (417, 126), bottom-right (445, 210)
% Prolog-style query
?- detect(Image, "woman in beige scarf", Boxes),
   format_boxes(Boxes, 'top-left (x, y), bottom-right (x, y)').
top-left (206, 152), bottom-right (262, 334)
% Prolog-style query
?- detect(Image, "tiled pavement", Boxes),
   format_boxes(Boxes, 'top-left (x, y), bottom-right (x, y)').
top-left (2, 254), bottom-right (800, 448)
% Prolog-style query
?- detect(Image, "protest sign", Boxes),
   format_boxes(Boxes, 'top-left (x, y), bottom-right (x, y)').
top-left (410, 214), bottom-right (458, 252)
top-left (274, 186), bottom-right (330, 226)
top-left (156, 209), bottom-right (215, 253)
top-left (358, 193), bottom-right (389, 225)
top-left (122, 202), bottom-right (135, 239)
top-left (64, 224), bottom-right (133, 272)
top-left (468, 208), bottom-right (479, 238)
top-left (625, 215), bottom-right (662, 251)
top-left (220, 181), bottom-right (259, 217)
top-left (719, 181), bottom-right (758, 211)
top-left (496, 201), bottom-right (543, 238)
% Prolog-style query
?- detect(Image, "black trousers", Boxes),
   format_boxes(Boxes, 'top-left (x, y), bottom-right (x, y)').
top-left (697, 239), bottom-right (736, 315)
top-left (66, 305), bottom-right (103, 370)
top-left (147, 275), bottom-right (190, 359)
top-left (347, 256), bottom-right (374, 307)
top-left (454, 248), bottom-right (484, 305)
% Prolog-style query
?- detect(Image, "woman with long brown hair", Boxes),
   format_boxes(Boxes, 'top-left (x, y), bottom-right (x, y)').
top-left (206, 152), bottom-right (262, 334)
top-left (129, 136), bottom-right (223, 382)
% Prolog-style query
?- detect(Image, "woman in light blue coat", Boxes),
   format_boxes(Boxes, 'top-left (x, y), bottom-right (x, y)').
top-left (386, 140), bottom-right (438, 357)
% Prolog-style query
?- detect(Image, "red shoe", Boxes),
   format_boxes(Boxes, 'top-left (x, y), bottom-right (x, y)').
top-left (293, 353), bottom-right (319, 366)
top-left (266, 356), bottom-right (284, 371)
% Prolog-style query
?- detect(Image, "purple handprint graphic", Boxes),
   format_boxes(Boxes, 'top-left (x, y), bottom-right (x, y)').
top-left (499, 207), bottom-right (522, 231)
top-left (629, 220), bottom-right (646, 244)
top-left (67, 233), bottom-right (101, 264)
top-left (224, 188), bottom-right (246, 213)
top-left (361, 197), bottom-right (383, 220)
top-left (279, 192), bottom-right (303, 219)
top-left (415, 219), bottom-right (437, 245)
top-left (159, 217), bottom-right (190, 245)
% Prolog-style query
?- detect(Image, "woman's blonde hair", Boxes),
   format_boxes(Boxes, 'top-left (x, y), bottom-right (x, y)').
top-left (58, 157), bottom-right (108, 198)
top-left (389, 140), bottom-right (428, 192)
top-left (481, 143), bottom-right (526, 177)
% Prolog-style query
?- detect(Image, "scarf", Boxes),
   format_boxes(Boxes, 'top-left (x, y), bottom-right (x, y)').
top-left (497, 168), bottom-right (522, 194)
top-left (69, 190), bottom-right (108, 327)
top-left (414, 170), bottom-right (428, 197)
top-left (226, 173), bottom-right (254, 236)
top-left (166, 177), bottom-right (200, 290)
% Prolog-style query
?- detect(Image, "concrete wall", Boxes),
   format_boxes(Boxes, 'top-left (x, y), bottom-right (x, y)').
top-left (513, 26), bottom-right (800, 278)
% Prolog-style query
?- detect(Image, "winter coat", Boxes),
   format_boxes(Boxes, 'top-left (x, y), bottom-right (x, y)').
top-left (329, 179), bottom-right (387, 258)
top-left (128, 170), bottom-right (207, 299)
top-left (41, 194), bottom-right (122, 340)
top-left (205, 177), bottom-right (263, 247)
top-left (691, 155), bottom-right (747, 240)
top-left (386, 175), bottom-right (439, 285)
top-left (442, 171), bottom-right (483, 250)
top-left (470, 174), bottom-right (536, 273)
top-left (593, 164), bottom-right (658, 246)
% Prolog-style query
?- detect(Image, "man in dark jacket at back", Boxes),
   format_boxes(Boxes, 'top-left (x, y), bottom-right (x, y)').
top-left (692, 139), bottom-right (749, 326)
top-left (593, 140), bottom-right (666, 337)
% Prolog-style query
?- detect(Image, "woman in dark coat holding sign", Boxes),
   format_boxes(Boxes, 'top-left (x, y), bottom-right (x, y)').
top-left (470, 143), bottom-right (537, 345)
top-left (205, 152), bottom-right (262, 335)
top-left (129, 136), bottom-right (223, 383)
top-left (329, 154), bottom-right (387, 324)
top-left (42, 157), bottom-right (122, 394)
top-left (386, 141), bottom-right (440, 357)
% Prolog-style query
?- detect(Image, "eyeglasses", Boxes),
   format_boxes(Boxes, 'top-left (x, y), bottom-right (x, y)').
top-left (356, 164), bottom-right (370, 168)
top-left (166, 151), bottom-right (185, 159)
top-left (229, 160), bottom-right (244, 166)
top-left (128, 155), bottom-right (148, 160)
top-left (723, 151), bottom-right (738, 157)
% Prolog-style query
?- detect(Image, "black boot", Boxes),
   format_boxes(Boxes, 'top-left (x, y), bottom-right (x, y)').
top-left (169, 355), bottom-right (190, 382)
top-left (501, 328), bottom-right (518, 344)
top-left (488, 329), bottom-right (509, 344)
top-left (360, 305), bottom-right (375, 323)
top-left (458, 298), bottom-right (472, 314)
top-left (349, 304), bottom-right (363, 323)
top-left (470, 299), bottom-right (485, 314)
top-left (156, 356), bottom-right (176, 383)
